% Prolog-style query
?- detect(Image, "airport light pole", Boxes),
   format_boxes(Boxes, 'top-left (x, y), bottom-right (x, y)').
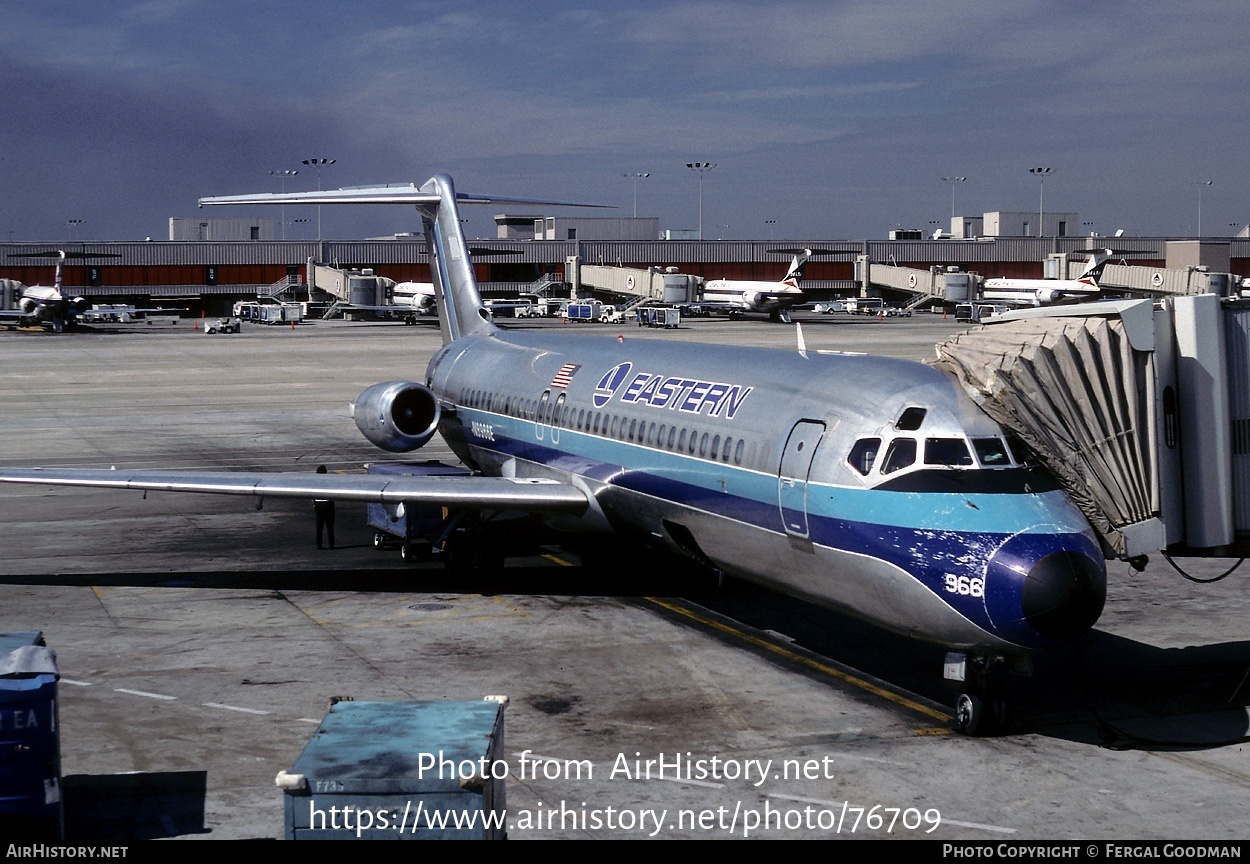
top-left (765, 219), bottom-right (776, 240)
top-left (1029, 167), bottom-right (1053, 237)
top-left (1192, 180), bottom-right (1212, 237)
top-left (686, 162), bottom-right (716, 240)
top-left (66, 219), bottom-right (83, 242)
top-left (941, 176), bottom-right (966, 220)
top-left (270, 169), bottom-right (298, 240)
top-left (622, 172), bottom-right (650, 218)
top-left (291, 218), bottom-right (310, 241)
top-left (302, 158), bottom-right (336, 241)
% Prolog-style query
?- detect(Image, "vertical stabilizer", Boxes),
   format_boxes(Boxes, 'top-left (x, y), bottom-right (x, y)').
top-left (1073, 249), bottom-right (1114, 284)
top-left (198, 173), bottom-right (605, 344)
top-left (416, 175), bottom-right (497, 345)
top-left (780, 248), bottom-right (813, 289)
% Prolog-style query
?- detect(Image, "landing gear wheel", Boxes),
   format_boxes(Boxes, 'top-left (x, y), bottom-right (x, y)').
top-left (954, 691), bottom-right (1010, 736)
top-left (373, 532), bottom-right (386, 549)
top-left (443, 531), bottom-right (503, 573)
top-left (954, 692), bottom-right (988, 736)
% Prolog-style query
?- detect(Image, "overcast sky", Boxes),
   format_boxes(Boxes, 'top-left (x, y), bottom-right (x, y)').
top-left (2, 1), bottom-right (1246, 242)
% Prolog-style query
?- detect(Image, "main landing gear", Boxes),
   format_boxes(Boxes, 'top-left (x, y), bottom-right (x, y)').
top-left (945, 652), bottom-right (1025, 736)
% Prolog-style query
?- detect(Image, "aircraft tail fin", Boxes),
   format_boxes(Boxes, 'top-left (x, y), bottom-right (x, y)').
top-left (200, 175), bottom-right (610, 345)
top-left (416, 175), bottom-right (495, 344)
top-left (1073, 249), bottom-right (1114, 284)
top-left (780, 248), bottom-right (813, 288)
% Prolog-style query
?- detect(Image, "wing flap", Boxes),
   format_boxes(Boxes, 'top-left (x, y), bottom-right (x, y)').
top-left (0, 468), bottom-right (589, 512)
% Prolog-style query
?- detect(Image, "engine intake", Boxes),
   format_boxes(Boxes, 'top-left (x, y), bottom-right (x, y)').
top-left (352, 381), bottom-right (441, 452)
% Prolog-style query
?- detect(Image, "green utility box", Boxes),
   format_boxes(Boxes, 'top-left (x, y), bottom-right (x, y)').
top-left (279, 698), bottom-right (507, 840)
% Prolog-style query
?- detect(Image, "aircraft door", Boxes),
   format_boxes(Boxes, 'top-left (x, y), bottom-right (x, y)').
top-left (550, 392), bottom-right (565, 446)
top-left (778, 420), bottom-right (826, 539)
top-left (535, 390), bottom-right (550, 442)
top-left (534, 390), bottom-right (565, 445)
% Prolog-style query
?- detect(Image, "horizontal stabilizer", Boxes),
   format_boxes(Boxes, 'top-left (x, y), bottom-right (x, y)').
top-left (200, 185), bottom-right (613, 209)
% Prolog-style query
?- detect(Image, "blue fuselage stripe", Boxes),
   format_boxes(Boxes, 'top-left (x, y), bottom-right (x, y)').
top-left (453, 406), bottom-right (1098, 645)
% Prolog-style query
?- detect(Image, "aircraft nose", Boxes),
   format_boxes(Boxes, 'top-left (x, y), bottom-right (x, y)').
top-left (1020, 550), bottom-right (1106, 640)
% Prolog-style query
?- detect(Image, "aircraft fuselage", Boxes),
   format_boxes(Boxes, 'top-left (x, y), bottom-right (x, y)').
top-left (426, 328), bottom-right (1106, 654)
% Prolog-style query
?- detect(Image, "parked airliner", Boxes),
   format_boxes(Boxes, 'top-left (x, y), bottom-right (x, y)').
top-left (982, 248), bottom-right (1135, 306)
top-left (701, 248), bottom-right (849, 322)
top-left (0, 176), bottom-right (1107, 734)
top-left (393, 281), bottom-right (436, 317)
top-left (1, 250), bottom-right (119, 332)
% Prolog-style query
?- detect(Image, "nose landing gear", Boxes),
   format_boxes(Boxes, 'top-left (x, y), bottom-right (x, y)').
top-left (953, 690), bottom-right (1010, 737)
top-left (945, 652), bottom-right (1025, 736)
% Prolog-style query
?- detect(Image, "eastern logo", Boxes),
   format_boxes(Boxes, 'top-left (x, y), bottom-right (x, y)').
top-left (592, 361), bottom-right (753, 419)
top-left (593, 362), bottom-right (633, 407)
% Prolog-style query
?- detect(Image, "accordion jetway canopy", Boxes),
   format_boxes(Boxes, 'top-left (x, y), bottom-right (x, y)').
top-left (931, 297), bottom-right (1241, 561)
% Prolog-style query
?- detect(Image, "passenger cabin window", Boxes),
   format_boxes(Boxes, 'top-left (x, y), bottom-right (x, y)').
top-left (895, 407), bottom-right (927, 431)
top-left (972, 437), bottom-right (1011, 467)
top-left (848, 437), bottom-right (881, 476)
top-left (881, 438), bottom-right (917, 474)
top-left (924, 437), bottom-right (973, 467)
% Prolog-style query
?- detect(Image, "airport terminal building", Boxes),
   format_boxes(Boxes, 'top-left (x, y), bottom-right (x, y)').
top-left (1, 230), bottom-right (1247, 316)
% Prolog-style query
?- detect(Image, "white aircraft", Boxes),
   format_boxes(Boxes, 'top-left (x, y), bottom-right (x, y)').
top-left (982, 247), bottom-right (1138, 307)
top-left (393, 281), bottom-right (436, 318)
top-left (0, 176), bottom-right (1108, 735)
top-left (0, 250), bottom-right (119, 332)
top-left (337, 281), bottom-right (436, 323)
top-left (701, 248), bottom-right (849, 322)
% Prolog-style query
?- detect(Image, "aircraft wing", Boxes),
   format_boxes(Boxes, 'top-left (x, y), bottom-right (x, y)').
top-left (0, 468), bottom-right (589, 512)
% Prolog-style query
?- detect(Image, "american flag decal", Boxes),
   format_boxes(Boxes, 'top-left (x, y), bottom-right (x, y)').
top-left (550, 363), bottom-right (581, 389)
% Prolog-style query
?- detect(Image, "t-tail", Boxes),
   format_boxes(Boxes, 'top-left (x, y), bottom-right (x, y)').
top-left (769, 247), bottom-right (852, 291)
top-left (414, 175), bottom-right (496, 345)
top-left (200, 174), bottom-right (608, 346)
top-left (779, 248), bottom-right (813, 289)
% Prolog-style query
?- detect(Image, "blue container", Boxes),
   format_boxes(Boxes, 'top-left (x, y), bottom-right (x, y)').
top-left (280, 699), bottom-right (507, 840)
top-left (365, 461), bottom-right (470, 562)
top-left (0, 631), bottom-right (62, 840)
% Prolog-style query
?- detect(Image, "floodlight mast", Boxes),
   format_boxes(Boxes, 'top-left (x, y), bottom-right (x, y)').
top-left (686, 162), bottom-right (717, 240)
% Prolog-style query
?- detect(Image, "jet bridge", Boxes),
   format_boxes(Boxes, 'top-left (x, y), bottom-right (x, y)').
top-left (931, 295), bottom-right (1250, 561)
top-left (575, 262), bottom-right (699, 304)
top-left (855, 256), bottom-right (979, 308)
top-left (1098, 263), bottom-right (1240, 297)
top-left (0, 279), bottom-right (20, 312)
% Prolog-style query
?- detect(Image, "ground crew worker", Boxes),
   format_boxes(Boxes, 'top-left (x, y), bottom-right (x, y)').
top-left (314, 464), bottom-right (335, 549)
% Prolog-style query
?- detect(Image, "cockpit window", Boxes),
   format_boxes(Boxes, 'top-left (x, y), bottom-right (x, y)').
top-left (895, 407), bottom-right (927, 431)
top-left (924, 437), bottom-right (973, 467)
top-left (1005, 433), bottom-right (1032, 465)
top-left (881, 438), bottom-right (917, 474)
top-left (847, 437), bottom-right (881, 476)
top-left (972, 437), bottom-right (1011, 467)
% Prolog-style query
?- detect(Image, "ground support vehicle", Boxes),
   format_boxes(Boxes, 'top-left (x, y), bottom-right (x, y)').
top-left (365, 461), bottom-right (471, 562)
